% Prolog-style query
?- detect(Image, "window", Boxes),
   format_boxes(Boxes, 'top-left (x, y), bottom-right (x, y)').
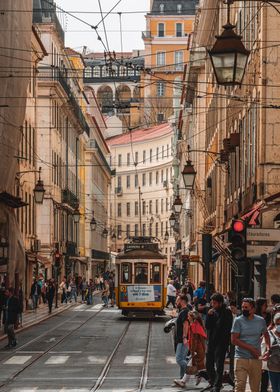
top-left (156, 171), bottom-right (159, 184)
top-left (157, 113), bottom-right (165, 123)
top-left (126, 202), bottom-right (131, 216)
top-left (149, 200), bottom-right (153, 214)
top-left (118, 154), bottom-right (122, 167)
top-left (150, 264), bottom-right (161, 284)
top-left (135, 224), bottom-right (139, 236)
top-left (135, 151), bottom-right (138, 164)
top-left (135, 263), bottom-right (148, 283)
top-left (177, 4), bottom-right (182, 13)
top-left (135, 201), bottom-right (139, 216)
top-left (142, 173), bottom-right (146, 186)
top-left (126, 224), bottom-right (130, 237)
top-left (159, 3), bottom-right (165, 13)
top-left (156, 222), bottom-right (159, 237)
top-left (149, 223), bottom-right (153, 236)
top-left (161, 170), bottom-right (164, 182)
top-left (162, 145), bottom-right (165, 158)
top-left (161, 222), bottom-right (164, 237)
top-left (142, 200), bottom-right (146, 215)
top-left (176, 23), bottom-right (183, 37)
top-left (135, 174), bottom-right (138, 187)
top-left (143, 150), bottom-right (146, 163)
top-left (161, 199), bottom-right (164, 213)
top-left (85, 66), bottom-right (92, 78)
top-left (149, 172), bottom-right (153, 185)
top-left (166, 198), bottom-right (168, 211)
top-left (127, 153), bottom-right (130, 166)
top-left (121, 263), bottom-right (132, 283)
top-left (117, 203), bottom-right (122, 217)
top-left (167, 144), bottom-right (169, 157)
top-left (117, 225), bottom-right (122, 239)
top-left (93, 66), bottom-right (100, 77)
top-left (156, 199), bottom-right (159, 214)
top-left (150, 149), bottom-right (153, 162)
top-left (126, 175), bottom-right (130, 188)
top-left (157, 81), bottom-right (165, 96)
top-left (143, 224), bottom-right (146, 236)
top-left (157, 52), bottom-right (165, 66)
top-left (156, 147), bottom-right (159, 160)
top-left (166, 168), bottom-right (169, 183)
top-left (175, 50), bottom-right (184, 71)
top-left (158, 23), bottom-right (165, 37)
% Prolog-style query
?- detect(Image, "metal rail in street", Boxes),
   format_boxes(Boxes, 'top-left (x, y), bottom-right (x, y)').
top-left (138, 321), bottom-right (152, 391)
top-left (0, 306), bottom-right (105, 390)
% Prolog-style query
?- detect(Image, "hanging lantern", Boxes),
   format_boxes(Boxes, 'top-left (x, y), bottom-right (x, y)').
top-left (182, 160), bottom-right (196, 189)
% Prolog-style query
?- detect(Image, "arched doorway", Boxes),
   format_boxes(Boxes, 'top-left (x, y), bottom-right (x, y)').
top-left (97, 85), bottom-right (114, 114)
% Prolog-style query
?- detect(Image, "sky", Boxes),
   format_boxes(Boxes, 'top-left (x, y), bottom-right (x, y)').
top-left (56, 0), bottom-right (150, 54)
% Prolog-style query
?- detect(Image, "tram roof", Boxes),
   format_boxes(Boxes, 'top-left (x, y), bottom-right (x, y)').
top-left (116, 249), bottom-right (167, 260)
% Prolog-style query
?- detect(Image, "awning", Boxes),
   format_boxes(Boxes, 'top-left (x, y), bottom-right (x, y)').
top-left (0, 192), bottom-right (28, 209)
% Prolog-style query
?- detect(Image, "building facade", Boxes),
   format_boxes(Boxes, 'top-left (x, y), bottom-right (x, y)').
top-left (177, 0), bottom-right (280, 298)
top-left (107, 123), bottom-right (176, 267)
top-left (142, 0), bottom-right (197, 125)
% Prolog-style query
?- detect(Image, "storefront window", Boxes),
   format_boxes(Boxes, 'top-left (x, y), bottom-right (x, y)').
top-left (135, 263), bottom-right (148, 284)
top-left (121, 263), bottom-right (132, 283)
top-left (150, 263), bottom-right (161, 283)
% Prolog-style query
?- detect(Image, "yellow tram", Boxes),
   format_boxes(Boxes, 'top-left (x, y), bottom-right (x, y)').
top-left (115, 236), bottom-right (167, 316)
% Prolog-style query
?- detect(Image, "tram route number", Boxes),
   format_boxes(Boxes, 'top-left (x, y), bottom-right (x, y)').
top-left (127, 285), bottom-right (155, 302)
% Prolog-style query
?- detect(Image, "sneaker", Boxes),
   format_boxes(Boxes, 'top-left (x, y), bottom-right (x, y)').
top-left (195, 376), bottom-right (202, 386)
top-left (174, 379), bottom-right (186, 388)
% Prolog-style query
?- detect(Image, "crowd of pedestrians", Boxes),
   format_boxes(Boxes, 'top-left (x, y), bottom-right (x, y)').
top-left (166, 277), bottom-right (280, 392)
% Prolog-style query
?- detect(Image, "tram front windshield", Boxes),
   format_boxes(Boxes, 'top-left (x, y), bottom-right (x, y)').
top-left (135, 263), bottom-right (148, 284)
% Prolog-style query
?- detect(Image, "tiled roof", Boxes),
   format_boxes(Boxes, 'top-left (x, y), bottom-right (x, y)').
top-left (106, 123), bottom-right (172, 146)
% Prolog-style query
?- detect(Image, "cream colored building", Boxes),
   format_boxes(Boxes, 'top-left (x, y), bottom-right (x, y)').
top-left (177, 0), bottom-right (280, 298)
top-left (107, 123), bottom-right (175, 267)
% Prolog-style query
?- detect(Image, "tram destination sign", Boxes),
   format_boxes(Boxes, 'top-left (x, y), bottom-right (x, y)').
top-left (124, 243), bottom-right (159, 253)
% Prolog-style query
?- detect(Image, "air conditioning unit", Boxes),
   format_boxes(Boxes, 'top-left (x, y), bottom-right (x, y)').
top-left (33, 239), bottom-right (41, 252)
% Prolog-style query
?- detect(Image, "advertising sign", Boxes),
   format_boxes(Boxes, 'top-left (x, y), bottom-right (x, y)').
top-left (127, 285), bottom-right (155, 302)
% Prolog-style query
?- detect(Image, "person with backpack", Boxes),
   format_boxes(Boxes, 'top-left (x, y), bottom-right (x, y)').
top-left (267, 313), bottom-right (280, 392)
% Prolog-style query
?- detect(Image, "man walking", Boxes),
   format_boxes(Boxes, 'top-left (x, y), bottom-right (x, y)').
top-left (166, 280), bottom-right (177, 309)
top-left (3, 287), bottom-right (20, 348)
top-left (231, 298), bottom-right (270, 392)
top-left (205, 293), bottom-right (233, 392)
top-left (46, 280), bottom-right (55, 314)
top-left (173, 294), bottom-right (190, 385)
top-left (30, 278), bottom-right (41, 310)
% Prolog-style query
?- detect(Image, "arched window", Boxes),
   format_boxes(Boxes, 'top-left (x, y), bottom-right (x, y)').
top-left (159, 3), bottom-right (164, 13)
top-left (84, 66), bottom-right (92, 78)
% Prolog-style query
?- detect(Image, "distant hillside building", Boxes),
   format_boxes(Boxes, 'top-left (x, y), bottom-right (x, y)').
top-left (83, 51), bottom-right (144, 131)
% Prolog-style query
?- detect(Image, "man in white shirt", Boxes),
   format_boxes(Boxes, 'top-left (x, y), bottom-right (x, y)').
top-left (166, 280), bottom-right (177, 309)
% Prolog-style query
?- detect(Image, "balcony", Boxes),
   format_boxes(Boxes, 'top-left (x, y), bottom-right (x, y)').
top-left (142, 31), bottom-right (152, 39)
top-left (61, 189), bottom-right (79, 209)
top-left (38, 67), bottom-right (90, 136)
top-left (33, 1), bottom-right (65, 43)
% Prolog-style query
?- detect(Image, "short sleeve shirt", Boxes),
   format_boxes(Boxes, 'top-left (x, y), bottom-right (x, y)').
top-left (231, 315), bottom-right (267, 359)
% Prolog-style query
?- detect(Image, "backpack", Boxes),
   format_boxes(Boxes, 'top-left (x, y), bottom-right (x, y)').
top-left (267, 331), bottom-right (280, 372)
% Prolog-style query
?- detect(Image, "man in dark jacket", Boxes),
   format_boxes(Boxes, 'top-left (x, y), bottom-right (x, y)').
top-left (30, 278), bottom-right (41, 310)
top-left (3, 287), bottom-right (20, 348)
top-left (46, 280), bottom-right (55, 314)
top-left (205, 293), bottom-right (233, 392)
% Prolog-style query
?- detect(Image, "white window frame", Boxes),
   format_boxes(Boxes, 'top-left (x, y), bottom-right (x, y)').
top-left (176, 23), bottom-right (183, 37)
top-left (157, 51), bottom-right (166, 67)
top-left (175, 50), bottom-right (184, 71)
top-left (158, 23), bottom-right (165, 37)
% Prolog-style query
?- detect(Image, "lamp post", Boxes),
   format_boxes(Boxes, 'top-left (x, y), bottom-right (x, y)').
top-left (102, 228), bottom-right (108, 238)
top-left (17, 167), bottom-right (46, 204)
top-left (182, 160), bottom-right (197, 189)
top-left (73, 208), bottom-right (80, 224)
top-left (169, 213), bottom-right (176, 229)
top-left (90, 212), bottom-right (97, 231)
top-left (173, 195), bottom-right (183, 214)
top-left (208, 1), bottom-right (250, 86)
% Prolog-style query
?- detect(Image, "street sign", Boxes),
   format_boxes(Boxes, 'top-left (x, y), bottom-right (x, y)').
top-left (247, 228), bottom-right (280, 242)
top-left (247, 245), bottom-right (275, 257)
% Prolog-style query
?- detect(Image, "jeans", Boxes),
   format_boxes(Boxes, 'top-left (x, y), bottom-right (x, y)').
top-left (234, 358), bottom-right (262, 392)
top-left (176, 342), bottom-right (188, 378)
top-left (32, 294), bottom-right (39, 309)
top-left (48, 298), bottom-right (54, 313)
top-left (206, 345), bottom-right (228, 390)
top-left (70, 290), bottom-right (77, 302)
top-left (166, 295), bottom-right (176, 308)
top-left (269, 371), bottom-right (280, 392)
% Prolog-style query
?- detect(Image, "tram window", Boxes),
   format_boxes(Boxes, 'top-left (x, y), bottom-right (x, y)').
top-left (150, 264), bottom-right (161, 283)
top-left (121, 263), bottom-right (132, 283)
top-left (135, 263), bottom-right (148, 284)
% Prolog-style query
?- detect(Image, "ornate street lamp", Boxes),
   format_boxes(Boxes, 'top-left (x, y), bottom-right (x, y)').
top-left (90, 214), bottom-right (97, 231)
top-left (173, 195), bottom-right (183, 214)
top-left (73, 208), bottom-right (81, 224)
top-left (182, 160), bottom-right (196, 189)
top-left (33, 167), bottom-right (45, 204)
top-left (102, 228), bottom-right (108, 238)
top-left (169, 213), bottom-right (176, 229)
top-left (208, 2), bottom-right (250, 87)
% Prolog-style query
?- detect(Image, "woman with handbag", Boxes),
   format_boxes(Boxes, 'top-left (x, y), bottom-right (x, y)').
top-left (267, 313), bottom-right (280, 392)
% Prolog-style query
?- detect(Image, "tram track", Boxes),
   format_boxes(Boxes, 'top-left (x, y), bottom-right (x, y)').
top-left (90, 320), bottom-right (153, 392)
top-left (0, 306), bottom-right (105, 390)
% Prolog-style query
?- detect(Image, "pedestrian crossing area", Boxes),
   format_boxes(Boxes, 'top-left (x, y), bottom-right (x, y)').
top-left (73, 303), bottom-right (120, 313)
